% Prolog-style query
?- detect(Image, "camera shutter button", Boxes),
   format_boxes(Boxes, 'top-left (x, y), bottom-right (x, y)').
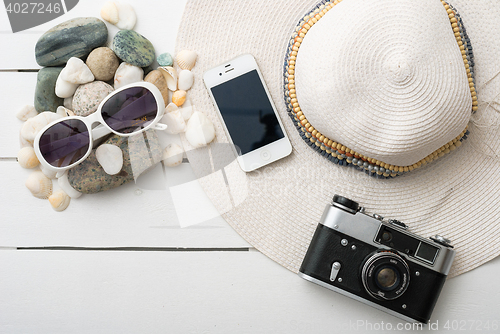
top-left (330, 262), bottom-right (342, 281)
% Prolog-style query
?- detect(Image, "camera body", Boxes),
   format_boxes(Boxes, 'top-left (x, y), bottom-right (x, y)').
top-left (299, 195), bottom-right (455, 324)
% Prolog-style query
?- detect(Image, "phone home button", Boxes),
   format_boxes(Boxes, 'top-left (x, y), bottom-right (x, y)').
top-left (261, 150), bottom-right (271, 161)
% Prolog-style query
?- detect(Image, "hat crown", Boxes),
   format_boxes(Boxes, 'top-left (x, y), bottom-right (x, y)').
top-left (295, 0), bottom-right (472, 166)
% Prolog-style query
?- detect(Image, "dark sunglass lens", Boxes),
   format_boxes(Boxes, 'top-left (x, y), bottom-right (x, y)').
top-left (38, 119), bottom-right (90, 168)
top-left (101, 87), bottom-right (158, 134)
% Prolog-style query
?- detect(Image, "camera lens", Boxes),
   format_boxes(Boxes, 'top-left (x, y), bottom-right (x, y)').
top-left (362, 251), bottom-right (410, 300)
top-left (375, 266), bottom-right (399, 291)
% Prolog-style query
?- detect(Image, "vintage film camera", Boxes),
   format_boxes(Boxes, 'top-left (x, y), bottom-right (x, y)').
top-left (299, 195), bottom-right (455, 324)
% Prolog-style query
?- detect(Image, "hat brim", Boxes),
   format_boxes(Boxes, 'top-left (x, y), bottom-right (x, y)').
top-left (175, 0), bottom-right (500, 277)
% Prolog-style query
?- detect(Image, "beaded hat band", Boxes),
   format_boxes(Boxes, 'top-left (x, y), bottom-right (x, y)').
top-left (283, 0), bottom-right (476, 178)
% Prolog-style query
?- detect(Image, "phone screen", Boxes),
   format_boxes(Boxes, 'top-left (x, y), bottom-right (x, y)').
top-left (210, 70), bottom-right (285, 155)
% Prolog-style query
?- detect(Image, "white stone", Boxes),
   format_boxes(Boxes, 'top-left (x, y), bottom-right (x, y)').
top-left (55, 73), bottom-right (79, 98)
top-left (114, 62), bottom-right (144, 89)
top-left (177, 69), bottom-right (194, 91)
top-left (60, 57), bottom-right (95, 84)
top-left (64, 97), bottom-right (73, 110)
top-left (115, 2), bottom-right (137, 30)
top-left (185, 111), bottom-right (216, 148)
top-left (95, 144), bottom-right (124, 175)
top-left (165, 102), bottom-right (178, 113)
top-left (162, 144), bottom-right (184, 167)
top-left (161, 109), bottom-right (186, 134)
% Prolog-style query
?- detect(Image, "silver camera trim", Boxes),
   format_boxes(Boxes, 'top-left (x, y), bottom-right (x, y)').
top-left (319, 204), bottom-right (455, 275)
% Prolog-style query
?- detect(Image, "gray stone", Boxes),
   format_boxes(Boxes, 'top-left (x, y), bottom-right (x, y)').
top-left (112, 30), bottom-right (155, 67)
top-left (34, 67), bottom-right (64, 112)
top-left (68, 130), bottom-right (162, 194)
top-left (35, 17), bottom-right (108, 67)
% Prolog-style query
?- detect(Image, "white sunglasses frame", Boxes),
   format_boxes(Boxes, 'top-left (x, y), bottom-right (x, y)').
top-left (34, 81), bottom-right (167, 176)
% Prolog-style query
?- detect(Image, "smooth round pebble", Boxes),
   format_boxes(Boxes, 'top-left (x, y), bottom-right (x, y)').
top-left (178, 69), bottom-right (194, 91)
top-left (162, 144), bottom-right (184, 167)
top-left (35, 17), bottom-right (108, 67)
top-left (86, 47), bottom-right (120, 81)
top-left (114, 62), bottom-right (144, 89)
top-left (185, 111), bottom-right (216, 148)
top-left (144, 70), bottom-right (168, 106)
top-left (72, 81), bottom-right (114, 116)
top-left (96, 144), bottom-right (123, 175)
top-left (34, 67), bottom-right (64, 112)
top-left (112, 30), bottom-right (155, 67)
top-left (157, 53), bottom-right (173, 66)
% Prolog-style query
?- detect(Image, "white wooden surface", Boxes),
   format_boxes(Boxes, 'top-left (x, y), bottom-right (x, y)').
top-left (1, 1), bottom-right (499, 333)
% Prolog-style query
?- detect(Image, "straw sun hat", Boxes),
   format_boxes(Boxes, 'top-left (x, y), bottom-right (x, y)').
top-left (175, 0), bottom-right (500, 277)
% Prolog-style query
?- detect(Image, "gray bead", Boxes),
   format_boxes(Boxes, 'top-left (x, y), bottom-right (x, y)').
top-left (352, 158), bottom-right (358, 165)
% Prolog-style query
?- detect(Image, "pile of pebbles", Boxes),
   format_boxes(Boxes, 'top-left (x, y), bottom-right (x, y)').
top-left (16, 1), bottom-right (216, 212)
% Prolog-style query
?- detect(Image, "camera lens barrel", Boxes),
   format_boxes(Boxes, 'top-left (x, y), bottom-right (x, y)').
top-left (362, 251), bottom-right (410, 301)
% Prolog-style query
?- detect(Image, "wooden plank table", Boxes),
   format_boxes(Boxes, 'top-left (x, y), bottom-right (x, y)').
top-left (1, 1), bottom-right (499, 333)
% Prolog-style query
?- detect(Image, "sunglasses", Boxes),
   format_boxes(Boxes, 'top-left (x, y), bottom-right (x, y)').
top-left (34, 82), bottom-right (167, 175)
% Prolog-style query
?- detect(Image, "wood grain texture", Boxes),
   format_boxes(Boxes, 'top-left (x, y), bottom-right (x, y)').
top-left (1, 160), bottom-right (249, 248)
top-left (0, 250), bottom-right (499, 334)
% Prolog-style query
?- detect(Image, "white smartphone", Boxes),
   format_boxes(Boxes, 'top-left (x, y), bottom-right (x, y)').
top-left (203, 54), bottom-right (292, 172)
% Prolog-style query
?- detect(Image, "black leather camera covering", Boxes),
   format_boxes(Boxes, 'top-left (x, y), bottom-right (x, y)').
top-left (300, 224), bottom-right (447, 323)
